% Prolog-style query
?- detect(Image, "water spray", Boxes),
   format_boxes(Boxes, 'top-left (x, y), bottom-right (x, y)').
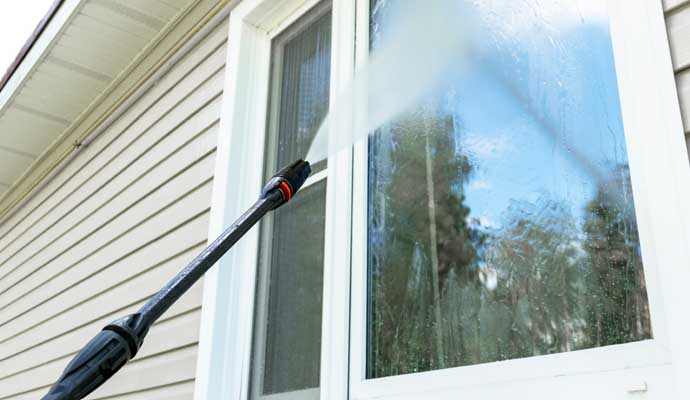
top-left (41, 160), bottom-right (312, 400)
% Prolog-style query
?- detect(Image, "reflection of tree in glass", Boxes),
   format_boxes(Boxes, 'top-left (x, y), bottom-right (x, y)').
top-left (368, 106), bottom-right (483, 377)
top-left (582, 166), bottom-right (652, 346)
top-left (368, 123), bottom-right (654, 378)
top-left (481, 200), bottom-right (583, 360)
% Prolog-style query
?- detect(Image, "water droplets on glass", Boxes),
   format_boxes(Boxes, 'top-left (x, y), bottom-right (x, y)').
top-left (366, 0), bottom-right (652, 379)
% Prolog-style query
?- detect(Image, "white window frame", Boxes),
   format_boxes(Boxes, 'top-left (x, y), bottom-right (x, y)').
top-left (197, 0), bottom-right (690, 399)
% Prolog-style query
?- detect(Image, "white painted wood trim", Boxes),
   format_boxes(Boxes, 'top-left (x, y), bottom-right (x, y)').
top-left (349, 0), bottom-right (370, 394)
top-left (319, 1), bottom-right (356, 400)
top-left (195, 4), bottom-right (272, 399)
top-left (610, 0), bottom-right (690, 394)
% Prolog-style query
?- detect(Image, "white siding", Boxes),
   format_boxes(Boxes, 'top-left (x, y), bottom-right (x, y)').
top-left (0, 18), bottom-right (228, 400)
top-left (665, 0), bottom-right (690, 150)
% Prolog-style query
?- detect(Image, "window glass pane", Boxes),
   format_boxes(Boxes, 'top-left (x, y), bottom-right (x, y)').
top-left (251, 4), bottom-right (331, 397)
top-left (367, 0), bottom-right (652, 379)
top-left (262, 182), bottom-right (327, 394)
top-left (274, 8), bottom-right (332, 173)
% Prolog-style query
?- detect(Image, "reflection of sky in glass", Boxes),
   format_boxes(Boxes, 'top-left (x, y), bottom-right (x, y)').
top-left (442, 2), bottom-right (627, 231)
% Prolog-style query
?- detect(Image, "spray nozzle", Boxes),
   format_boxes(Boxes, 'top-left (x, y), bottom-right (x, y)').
top-left (260, 159), bottom-right (312, 208)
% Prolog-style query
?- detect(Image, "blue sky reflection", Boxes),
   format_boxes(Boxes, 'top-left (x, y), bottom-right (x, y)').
top-left (441, 11), bottom-right (629, 232)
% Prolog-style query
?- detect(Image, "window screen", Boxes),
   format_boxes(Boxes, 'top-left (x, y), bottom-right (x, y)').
top-left (251, 3), bottom-right (331, 398)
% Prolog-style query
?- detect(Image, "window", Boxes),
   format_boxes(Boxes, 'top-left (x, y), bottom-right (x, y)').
top-left (349, 0), bottom-right (681, 398)
top-left (365, 0), bottom-right (651, 378)
top-left (251, 3), bottom-right (332, 399)
top-left (203, 1), bottom-right (690, 399)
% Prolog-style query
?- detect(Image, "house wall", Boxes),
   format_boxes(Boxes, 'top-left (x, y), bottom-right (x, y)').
top-left (0, 17), bottom-right (228, 400)
top-left (665, 0), bottom-right (690, 149)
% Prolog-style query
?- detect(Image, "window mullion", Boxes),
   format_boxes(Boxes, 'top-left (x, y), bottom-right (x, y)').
top-left (319, 1), bottom-right (358, 400)
top-left (349, 0), bottom-right (371, 397)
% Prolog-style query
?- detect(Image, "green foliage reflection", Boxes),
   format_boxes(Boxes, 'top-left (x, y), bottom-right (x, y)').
top-left (367, 108), bottom-right (652, 378)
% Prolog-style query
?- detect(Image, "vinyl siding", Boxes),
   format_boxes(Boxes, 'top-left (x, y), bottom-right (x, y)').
top-left (665, 0), bottom-right (690, 149)
top-left (0, 17), bottom-right (228, 400)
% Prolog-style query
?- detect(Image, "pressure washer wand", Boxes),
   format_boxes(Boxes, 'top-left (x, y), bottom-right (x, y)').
top-left (42, 159), bottom-right (312, 400)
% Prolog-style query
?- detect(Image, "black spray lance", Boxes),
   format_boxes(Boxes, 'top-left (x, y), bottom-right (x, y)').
top-left (42, 160), bottom-right (312, 400)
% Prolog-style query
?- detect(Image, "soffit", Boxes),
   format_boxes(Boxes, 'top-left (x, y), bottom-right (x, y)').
top-left (0, 0), bottom-right (192, 196)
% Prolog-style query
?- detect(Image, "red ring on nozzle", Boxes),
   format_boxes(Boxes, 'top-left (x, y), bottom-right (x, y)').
top-left (279, 181), bottom-right (292, 201)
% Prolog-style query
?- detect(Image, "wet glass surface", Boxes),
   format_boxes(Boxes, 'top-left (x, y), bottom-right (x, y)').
top-left (367, 0), bottom-right (652, 379)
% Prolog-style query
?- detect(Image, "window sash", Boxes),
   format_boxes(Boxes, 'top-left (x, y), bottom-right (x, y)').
top-left (251, 2), bottom-right (332, 398)
top-left (349, 0), bottom-right (682, 399)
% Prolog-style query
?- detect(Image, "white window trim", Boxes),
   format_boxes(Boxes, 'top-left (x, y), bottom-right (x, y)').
top-left (198, 0), bottom-right (690, 399)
